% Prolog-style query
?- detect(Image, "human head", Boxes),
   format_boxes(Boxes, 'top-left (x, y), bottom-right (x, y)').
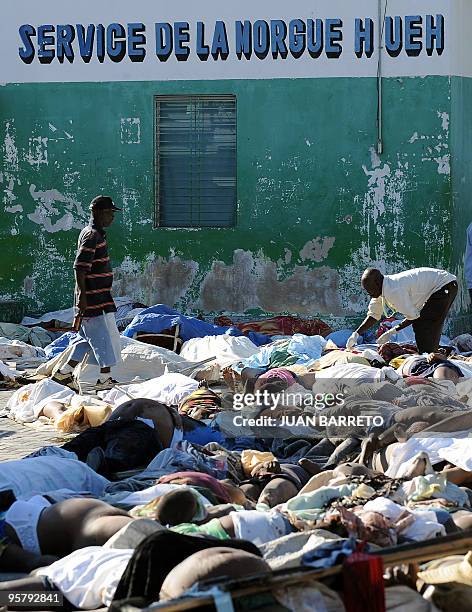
top-left (159, 548), bottom-right (271, 600)
top-left (154, 490), bottom-right (198, 526)
top-left (219, 480), bottom-right (248, 506)
top-left (361, 268), bottom-right (384, 298)
top-left (254, 379), bottom-right (290, 395)
top-left (254, 369), bottom-right (296, 394)
top-left (89, 195), bottom-right (120, 227)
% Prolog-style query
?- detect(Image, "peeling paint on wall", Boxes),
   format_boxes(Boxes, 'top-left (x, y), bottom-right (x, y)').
top-left (120, 118), bottom-right (141, 144)
top-left (28, 185), bottom-right (87, 233)
top-left (26, 136), bottom-right (48, 168)
top-left (413, 111), bottom-right (450, 175)
top-left (113, 254), bottom-right (199, 307)
top-left (299, 237), bottom-right (336, 262)
top-left (2, 121), bottom-right (19, 171)
top-left (196, 249), bottom-right (343, 315)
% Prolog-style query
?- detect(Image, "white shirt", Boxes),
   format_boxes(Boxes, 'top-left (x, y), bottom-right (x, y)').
top-left (367, 268), bottom-right (456, 321)
top-left (37, 547), bottom-right (133, 609)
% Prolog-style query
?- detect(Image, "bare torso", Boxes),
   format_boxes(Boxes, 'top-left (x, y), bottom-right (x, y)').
top-left (34, 498), bottom-right (131, 556)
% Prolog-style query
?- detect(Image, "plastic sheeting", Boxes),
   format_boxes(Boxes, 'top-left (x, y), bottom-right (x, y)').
top-left (123, 304), bottom-right (270, 346)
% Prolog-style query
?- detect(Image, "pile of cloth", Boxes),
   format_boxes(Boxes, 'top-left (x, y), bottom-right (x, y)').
top-left (2, 309), bottom-right (472, 610)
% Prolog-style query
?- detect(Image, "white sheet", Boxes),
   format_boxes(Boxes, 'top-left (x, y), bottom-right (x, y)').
top-left (180, 334), bottom-right (259, 368)
top-left (6, 378), bottom-right (76, 422)
top-left (0, 359), bottom-right (22, 381)
top-left (37, 546), bottom-right (133, 609)
top-left (385, 432), bottom-right (472, 477)
top-left (102, 372), bottom-right (198, 407)
top-left (0, 337), bottom-right (45, 360)
top-left (314, 363), bottom-right (400, 383)
top-left (37, 336), bottom-right (200, 385)
top-left (230, 509), bottom-right (289, 546)
top-left (362, 497), bottom-right (445, 541)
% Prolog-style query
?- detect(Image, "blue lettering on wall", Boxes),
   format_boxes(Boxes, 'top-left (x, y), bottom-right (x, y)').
top-left (197, 21), bottom-right (210, 61)
top-left (253, 20), bottom-right (270, 60)
top-left (426, 14), bottom-right (444, 56)
top-left (76, 25), bottom-right (95, 63)
top-left (355, 18), bottom-right (374, 58)
top-left (325, 18), bottom-right (343, 58)
top-left (56, 25), bottom-right (75, 63)
top-left (15, 15), bottom-right (448, 65)
top-left (405, 15), bottom-right (422, 57)
top-left (174, 22), bottom-right (190, 61)
top-left (19, 24), bottom-right (36, 64)
top-left (155, 23), bottom-right (173, 61)
top-left (307, 19), bottom-right (323, 58)
top-left (38, 24), bottom-right (55, 64)
top-left (289, 19), bottom-right (306, 59)
top-left (235, 21), bottom-right (252, 60)
top-left (271, 20), bottom-right (288, 59)
top-left (211, 21), bottom-right (229, 60)
top-left (128, 23), bottom-right (146, 62)
top-left (385, 16), bottom-right (403, 57)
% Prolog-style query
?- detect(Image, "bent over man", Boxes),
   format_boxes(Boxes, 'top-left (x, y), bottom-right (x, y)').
top-left (347, 267), bottom-right (457, 353)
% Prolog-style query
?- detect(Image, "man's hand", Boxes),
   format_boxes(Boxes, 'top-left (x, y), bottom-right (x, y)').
top-left (377, 327), bottom-right (397, 345)
top-left (427, 352), bottom-right (447, 363)
top-left (346, 332), bottom-right (360, 350)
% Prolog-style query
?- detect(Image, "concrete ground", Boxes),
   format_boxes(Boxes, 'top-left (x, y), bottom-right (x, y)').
top-left (0, 388), bottom-right (67, 460)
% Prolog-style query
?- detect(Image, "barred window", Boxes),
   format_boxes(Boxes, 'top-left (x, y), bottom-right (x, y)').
top-left (155, 95), bottom-right (237, 228)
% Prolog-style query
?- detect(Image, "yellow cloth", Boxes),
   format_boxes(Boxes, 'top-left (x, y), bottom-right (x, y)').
top-left (55, 397), bottom-right (112, 432)
top-left (240, 450), bottom-right (277, 477)
top-left (390, 356), bottom-right (407, 369)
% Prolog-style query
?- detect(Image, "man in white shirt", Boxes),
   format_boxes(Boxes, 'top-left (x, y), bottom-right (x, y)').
top-left (347, 267), bottom-right (457, 353)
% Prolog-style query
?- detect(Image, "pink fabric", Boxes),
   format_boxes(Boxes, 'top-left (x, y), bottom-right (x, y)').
top-left (157, 471), bottom-right (232, 503)
top-left (258, 368), bottom-right (296, 387)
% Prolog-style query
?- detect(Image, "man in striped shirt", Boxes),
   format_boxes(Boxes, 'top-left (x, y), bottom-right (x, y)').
top-left (53, 196), bottom-right (122, 388)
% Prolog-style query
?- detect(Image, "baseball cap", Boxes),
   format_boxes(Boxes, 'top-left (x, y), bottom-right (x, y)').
top-left (89, 195), bottom-right (121, 211)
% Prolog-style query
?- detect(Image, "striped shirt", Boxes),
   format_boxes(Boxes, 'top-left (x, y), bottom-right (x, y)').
top-left (73, 223), bottom-right (116, 318)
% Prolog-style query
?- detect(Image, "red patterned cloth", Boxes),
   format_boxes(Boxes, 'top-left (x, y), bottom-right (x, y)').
top-left (378, 342), bottom-right (418, 363)
top-left (214, 315), bottom-right (332, 338)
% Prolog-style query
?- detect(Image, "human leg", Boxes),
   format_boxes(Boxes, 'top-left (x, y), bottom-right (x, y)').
top-left (413, 282), bottom-right (457, 352)
top-left (80, 314), bottom-right (118, 382)
top-left (52, 339), bottom-right (92, 383)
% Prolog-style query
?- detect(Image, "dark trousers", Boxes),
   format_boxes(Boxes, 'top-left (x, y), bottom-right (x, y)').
top-left (469, 288), bottom-right (472, 305)
top-left (413, 281), bottom-right (458, 353)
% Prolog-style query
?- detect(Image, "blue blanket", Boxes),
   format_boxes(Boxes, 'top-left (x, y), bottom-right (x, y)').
top-left (122, 304), bottom-right (270, 346)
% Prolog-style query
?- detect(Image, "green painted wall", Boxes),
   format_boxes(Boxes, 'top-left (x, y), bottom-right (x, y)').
top-left (450, 76), bottom-right (472, 333)
top-left (0, 76), bottom-right (455, 324)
